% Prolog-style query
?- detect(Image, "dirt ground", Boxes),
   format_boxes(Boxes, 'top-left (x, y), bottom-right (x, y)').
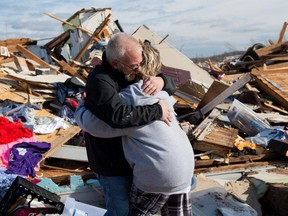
top-left (192, 173), bottom-right (262, 215)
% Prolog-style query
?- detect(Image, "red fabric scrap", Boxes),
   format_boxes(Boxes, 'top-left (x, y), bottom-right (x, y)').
top-left (0, 117), bottom-right (33, 144)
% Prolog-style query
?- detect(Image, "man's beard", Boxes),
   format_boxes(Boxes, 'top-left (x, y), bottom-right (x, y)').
top-left (125, 73), bottom-right (136, 81)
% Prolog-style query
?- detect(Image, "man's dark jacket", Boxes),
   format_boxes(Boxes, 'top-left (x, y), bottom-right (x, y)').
top-left (84, 53), bottom-right (176, 176)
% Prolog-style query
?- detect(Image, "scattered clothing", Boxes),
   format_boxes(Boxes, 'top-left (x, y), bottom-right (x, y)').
top-left (33, 116), bottom-right (69, 134)
top-left (0, 137), bottom-right (37, 168)
top-left (5, 142), bottom-right (51, 178)
top-left (53, 78), bottom-right (85, 105)
top-left (246, 126), bottom-right (288, 147)
top-left (60, 99), bottom-right (79, 126)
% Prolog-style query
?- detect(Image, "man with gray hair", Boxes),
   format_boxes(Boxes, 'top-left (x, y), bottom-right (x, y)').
top-left (83, 33), bottom-right (176, 215)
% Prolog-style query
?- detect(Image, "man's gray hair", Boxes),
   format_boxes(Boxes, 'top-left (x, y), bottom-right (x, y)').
top-left (106, 32), bottom-right (142, 63)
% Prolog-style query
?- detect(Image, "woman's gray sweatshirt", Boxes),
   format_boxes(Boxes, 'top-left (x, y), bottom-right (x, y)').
top-left (75, 80), bottom-right (194, 194)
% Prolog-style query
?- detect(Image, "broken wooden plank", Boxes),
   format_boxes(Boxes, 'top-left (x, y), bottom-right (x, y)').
top-left (183, 73), bottom-right (251, 124)
top-left (256, 62), bottom-right (288, 71)
top-left (277, 21), bottom-right (288, 44)
top-left (193, 125), bottom-right (238, 157)
top-left (13, 55), bottom-right (29, 72)
top-left (71, 13), bottom-right (111, 66)
top-left (0, 56), bottom-right (14, 65)
top-left (255, 41), bottom-right (288, 56)
top-left (195, 156), bottom-right (284, 174)
top-left (191, 108), bottom-right (221, 139)
top-left (197, 79), bottom-right (229, 110)
top-left (0, 89), bottom-right (46, 104)
top-left (44, 12), bottom-right (100, 41)
top-left (0, 81), bottom-right (12, 94)
top-left (264, 101), bottom-right (288, 114)
top-left (251, 68), bottom-right (288, 110)
top-left (16, 44), bottom-right (59, 73)
top-left (195, 152), bottom-right (278, 169)
top-left (44, 29), bottom-right (72, 51)
top-left (51, 56), bottom-right (86, 83)
top-left (0, 38), bottom-right (37, 52)
top-left (35, 109), bottom-right (81, 161)
top-left (0, 38), bottom-right (36, 47)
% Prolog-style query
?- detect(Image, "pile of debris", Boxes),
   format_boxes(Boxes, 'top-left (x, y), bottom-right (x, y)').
top-left (0, 7), bottom-right (288, 215)
top-left (190, 21), bottom-right (288, 172)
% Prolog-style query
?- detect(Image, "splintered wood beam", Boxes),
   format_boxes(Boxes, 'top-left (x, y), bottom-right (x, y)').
top-left (70, 13), bottom-right (111, 66)
top-left (268, 39), bottom-right (275, 45)
top-left (255, 41), bottom-right (288, 56)
top-left (264, 101), bottom-right (288, 114)
top-left (44, 29), bottom-right (72, 50)
top-left (51, 55), bottom-right (86, 83)
top-left (0, 56), bottom-right (14, 65)
top-left (194, 153), bottom-right (281, 173)
top-left (277, 21), bottom-right (288, 44)
top-left (158, 34), bottom-right (169, 44)
top-left (44, 12), bottom-right (100, 43)
top-left (0, 38), bottom-right (36, 47)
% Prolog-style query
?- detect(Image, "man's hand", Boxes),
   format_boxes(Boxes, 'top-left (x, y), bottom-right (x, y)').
top-left (158, 99), bottom-right (172, 126)
top-left (142, 76), bottom-right (164, 96)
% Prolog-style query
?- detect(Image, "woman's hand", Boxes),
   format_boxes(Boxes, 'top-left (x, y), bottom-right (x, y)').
top-left (142, 76), bottom-right (164, 96)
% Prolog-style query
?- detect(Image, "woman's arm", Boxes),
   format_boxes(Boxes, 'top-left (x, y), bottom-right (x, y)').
top-left (75, 101), bottom-right (124, 138)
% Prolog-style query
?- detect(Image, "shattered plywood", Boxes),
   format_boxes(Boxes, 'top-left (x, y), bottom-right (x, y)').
top-left (196, 79), bottom-right (230, 110)
top-left (0, 78), bottom-right (50, 103)
top-left (251, 68), bottom-right (288, 110)
top-left (189, 108), bottom-right (238, 157)
top-left (35, 109), bottom-right (81, 161)
top-left (175, 80), bottom-right (205, 106)
top-left (13, 55), bottom-right (30, 72)
top-left (193, 125), bottom-right (239, 157)
top-left (0, 81), bottom-right (11, 94)
top-left (3, 67), bottom-right (70, 84)
top-left (0, 90), bottom-right (48, 104)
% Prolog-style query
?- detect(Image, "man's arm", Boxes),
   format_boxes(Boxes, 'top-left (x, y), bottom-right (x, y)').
top-left (158, 73), bottom-right (176, 95)
top-left (85, 69), bottom-right (163, 128)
